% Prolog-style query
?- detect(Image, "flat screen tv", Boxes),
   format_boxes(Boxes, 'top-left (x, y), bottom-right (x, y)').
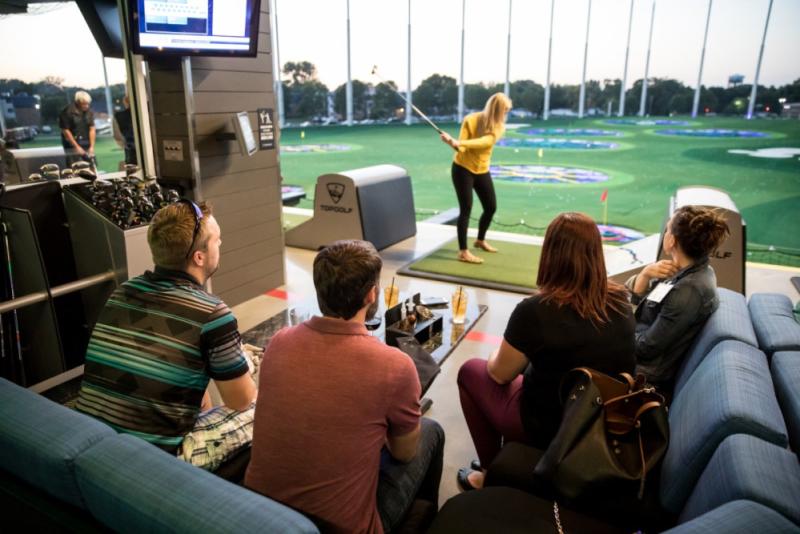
top-left (130, 0), bottom-right (261, 57)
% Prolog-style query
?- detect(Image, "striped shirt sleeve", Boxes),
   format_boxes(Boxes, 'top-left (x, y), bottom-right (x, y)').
top-left (201, 302), bottom-right (249, 380)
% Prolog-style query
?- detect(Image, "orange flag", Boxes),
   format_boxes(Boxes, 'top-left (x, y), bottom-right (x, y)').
top-left (600, 189), bottom-right (608, 203)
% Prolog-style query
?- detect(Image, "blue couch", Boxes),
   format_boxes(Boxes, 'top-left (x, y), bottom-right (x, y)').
top-left (431, 289), bottom-right (800, 533)
top-left (0, 377), bottom-right (319, 533)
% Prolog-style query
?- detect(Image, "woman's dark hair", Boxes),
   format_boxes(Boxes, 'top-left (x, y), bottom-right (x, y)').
top-left (537, 212), bottom-right (629, 325)
top-left (313, 240), bottom-right (382, 320)
top-left (669, 206), bottom-right (730, 260)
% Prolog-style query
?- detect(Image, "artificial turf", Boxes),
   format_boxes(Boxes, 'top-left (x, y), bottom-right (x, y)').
top-left (18, 118), bottom-right (800, 267)
top-left (403, 239), bottom-right (541, 292)
top-left (278, 117), bottom-right (800, 266)
top-left (20, 133), bottom-right (126, 174)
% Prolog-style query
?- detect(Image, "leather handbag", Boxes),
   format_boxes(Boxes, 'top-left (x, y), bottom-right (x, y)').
top-left (534, 367), bottom-right (669, 502)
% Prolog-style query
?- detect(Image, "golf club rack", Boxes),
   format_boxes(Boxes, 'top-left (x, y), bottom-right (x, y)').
top-left (0, 162), bottom-right (182, 391)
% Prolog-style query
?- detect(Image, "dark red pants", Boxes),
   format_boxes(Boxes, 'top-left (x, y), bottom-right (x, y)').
top-left (457, 358), bottom-right (530, 467)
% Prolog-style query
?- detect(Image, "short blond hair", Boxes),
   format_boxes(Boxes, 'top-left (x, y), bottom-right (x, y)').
top-left (74, 91), bottom-right (92, 104)
top-left (147, 201), bottom-right (212, 269)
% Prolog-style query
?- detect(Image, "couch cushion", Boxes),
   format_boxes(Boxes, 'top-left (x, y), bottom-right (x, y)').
top-left (0, 377), bottom-right (114, 509)
top-left (663, 500), bottom-right (798, 534)
top-left (74, 434), bottom-right (318, 533)
top-left (749, 294), bottom-right (800, 356)
top-left (679, 434), bottom-right (800, 525)
top-left (771, 351), bottom-right (800, 454)
top-left (660, 342), bottom-right (788, 514)
top-left (674, 288), bottom-right (757, 396)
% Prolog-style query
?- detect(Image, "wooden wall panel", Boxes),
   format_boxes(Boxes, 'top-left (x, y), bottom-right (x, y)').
top-left (147, 2), bottom-right (283, 307)
top-left (212, 252), bottom-right (283, 295)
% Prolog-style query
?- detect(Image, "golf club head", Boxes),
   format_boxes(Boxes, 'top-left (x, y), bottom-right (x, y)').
top-left (60, 169), bottom-right (75, 178)
top-left (124, 164), bottom-right (140, 177)
top-left (43, 171), bottom-right (60, 180)
top-left (72, 161), bottom-right (91, 171)
top-left (27, 173), bottom-right (43, 182)
top-left (40, 163), bottom-right (60, 174)
top-left (76, 168), bottom-right (98, 181)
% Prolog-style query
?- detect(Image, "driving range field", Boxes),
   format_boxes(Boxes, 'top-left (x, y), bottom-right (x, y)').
top-left (18, 116), bottom-right (799, 266)
top-left (278, 116), bottom-right (800, 266)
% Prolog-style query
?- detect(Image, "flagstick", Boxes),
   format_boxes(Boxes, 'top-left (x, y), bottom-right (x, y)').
top-left (603, 198), bottom-right (608, 226)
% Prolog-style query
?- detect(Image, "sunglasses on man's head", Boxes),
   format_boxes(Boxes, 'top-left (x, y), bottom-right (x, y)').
top-left (176, 199), bottom-right (204, 259)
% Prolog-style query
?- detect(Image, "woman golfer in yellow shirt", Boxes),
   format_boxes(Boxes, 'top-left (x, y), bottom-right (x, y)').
top-left (440, 93), bottom-right (512, 264)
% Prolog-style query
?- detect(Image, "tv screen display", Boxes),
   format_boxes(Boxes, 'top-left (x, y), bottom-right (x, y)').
top-left (131, 0), bottom-right (261, 57)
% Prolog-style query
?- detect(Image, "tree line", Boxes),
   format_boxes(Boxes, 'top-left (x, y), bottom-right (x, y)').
top-left (281, 61), bottom-right (800, 121)
top-left (3, 64), bottom-right (799, 128)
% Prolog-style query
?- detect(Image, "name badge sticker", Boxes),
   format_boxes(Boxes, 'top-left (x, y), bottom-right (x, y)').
top-left (646, 282), bottom-right (674, 304)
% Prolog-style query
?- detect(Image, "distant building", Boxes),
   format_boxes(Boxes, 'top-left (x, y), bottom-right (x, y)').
top-left (1, 97), bottom-right (15, 122)
top-left (781, 102), bottom-right (800, 119)
top-left (10, 93), bottom-right (41, 127)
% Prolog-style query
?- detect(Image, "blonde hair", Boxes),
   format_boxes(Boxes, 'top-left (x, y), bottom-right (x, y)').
top-left (74, 90), bottom-right (92, 104)
top-left (147, 201), bottom-right (212, 269)
top-left (477, 92), bottom-right (512, 137)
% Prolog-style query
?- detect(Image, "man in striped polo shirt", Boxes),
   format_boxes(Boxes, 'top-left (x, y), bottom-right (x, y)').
top-left (76, 200), bottom-right (257, 471)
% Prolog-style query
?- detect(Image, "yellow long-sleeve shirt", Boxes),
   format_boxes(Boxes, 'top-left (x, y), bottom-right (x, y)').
top-left (453, 112), bottom-right (503, 174)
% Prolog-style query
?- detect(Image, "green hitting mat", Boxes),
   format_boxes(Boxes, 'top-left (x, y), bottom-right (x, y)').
top-left (398, 239), bottom-right (541, 294)
top-left (283, 211), bottom-right (311, 231)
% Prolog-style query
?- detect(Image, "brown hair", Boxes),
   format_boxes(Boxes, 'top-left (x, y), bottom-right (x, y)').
top-left (669, 206), bottom-right (730, 261)
top-left (477, 92), bottom-right (512, 138)
top-left (147, 201), bottom-right (212, 270)
top-left (313, 240), bottom-right (382, 320)
top-left (536, 212), bottom-right (629, 325)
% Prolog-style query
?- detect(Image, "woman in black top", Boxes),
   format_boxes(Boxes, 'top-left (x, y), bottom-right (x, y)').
top-left (627, 206), bottom-right (729, 390)
top-left (456, 212), bottom-right (636, 491)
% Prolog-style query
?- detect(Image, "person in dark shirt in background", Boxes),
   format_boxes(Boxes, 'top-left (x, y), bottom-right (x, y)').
top-left (456, 212), bottom-right (636, 491)
top-left (59, 90), bottom-right (95, 166)
top-left (113, 95), bottom-right (137, 166)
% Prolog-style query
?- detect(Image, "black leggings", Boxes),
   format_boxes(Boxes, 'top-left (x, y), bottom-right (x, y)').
top-left (451, 162), bottom-right (497, 250)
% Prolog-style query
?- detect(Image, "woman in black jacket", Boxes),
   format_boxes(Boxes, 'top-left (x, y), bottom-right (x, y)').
top-left (627, 205), bottom-right (730, 391)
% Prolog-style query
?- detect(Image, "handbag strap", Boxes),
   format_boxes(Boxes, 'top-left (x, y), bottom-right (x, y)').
top-left (619, 372), bottom-right (636, 390)
top-left (635, 400), bottom-right (664, 420)
top-left (553, 501), bottom-right (566, 534)
top-left (605, 393), bottom-right (665, 434)
top-left (559, 367), bottom-right (629, 405)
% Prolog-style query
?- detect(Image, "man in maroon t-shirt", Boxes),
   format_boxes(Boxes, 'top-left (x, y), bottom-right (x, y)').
top-left (245, 240), bottom-right (444, 533)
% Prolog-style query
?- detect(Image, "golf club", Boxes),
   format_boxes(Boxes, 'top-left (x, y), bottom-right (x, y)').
top-left (1, 220), bottom-right (25, 385)
top-left (370, 65), bottom-right (455, 146)
top-left (0, 183), bottom-right (5, 367)
top-left (40, 163), bottom-right (60, 175)
top-left (72, 161), bottom-right (91, 171)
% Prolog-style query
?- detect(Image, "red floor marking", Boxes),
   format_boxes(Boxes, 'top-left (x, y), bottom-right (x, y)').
top-left (265, 289), bottom-right (289, 300)
top-left (465, 331), bottom-right (503, 346)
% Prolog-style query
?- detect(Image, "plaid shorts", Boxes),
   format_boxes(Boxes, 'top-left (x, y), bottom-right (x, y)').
top-left (177, 402), bottom-right (256, 471)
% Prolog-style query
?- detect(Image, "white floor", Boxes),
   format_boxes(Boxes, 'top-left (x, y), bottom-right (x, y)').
top-left (231, 222), bottom-right (800, 505)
